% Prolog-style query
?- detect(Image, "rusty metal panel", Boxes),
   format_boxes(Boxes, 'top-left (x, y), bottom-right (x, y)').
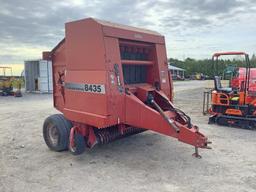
top-left (51, 42), bottom-right (66, 111)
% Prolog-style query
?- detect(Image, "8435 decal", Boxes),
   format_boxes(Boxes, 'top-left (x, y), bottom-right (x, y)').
top-left (84, 84), bottom-right (103, 93)
top-left (65, 82), bottom-right (105, 94)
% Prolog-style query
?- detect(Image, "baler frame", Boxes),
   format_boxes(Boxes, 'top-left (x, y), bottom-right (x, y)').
top-left (42, 18), bottom-right (210, 157)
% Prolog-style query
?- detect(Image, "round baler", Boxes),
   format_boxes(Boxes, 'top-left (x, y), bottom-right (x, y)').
top-left (42, 18), bottom-right (210, 156)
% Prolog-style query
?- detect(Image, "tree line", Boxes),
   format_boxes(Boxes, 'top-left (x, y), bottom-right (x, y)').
top-left (169, 54), bottom-right (256, 78)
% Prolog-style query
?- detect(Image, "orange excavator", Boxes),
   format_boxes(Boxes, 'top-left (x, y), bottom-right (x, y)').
top-left (208, 52), bottom-right (256, 129)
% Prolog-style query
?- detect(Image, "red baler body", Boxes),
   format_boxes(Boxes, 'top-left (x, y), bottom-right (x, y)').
top-left (43, 18), bottom-right (209, 154)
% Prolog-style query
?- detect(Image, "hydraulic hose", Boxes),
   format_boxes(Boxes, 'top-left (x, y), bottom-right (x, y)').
top-left (147, 94), bottom-right (180, 133)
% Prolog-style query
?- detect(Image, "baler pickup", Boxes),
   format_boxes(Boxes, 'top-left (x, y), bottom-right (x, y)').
top-left (42, 18), bottom-right (210, 157)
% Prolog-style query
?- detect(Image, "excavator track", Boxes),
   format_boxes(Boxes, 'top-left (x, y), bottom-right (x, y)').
top-left (209, 114), bottom-right (256, 130)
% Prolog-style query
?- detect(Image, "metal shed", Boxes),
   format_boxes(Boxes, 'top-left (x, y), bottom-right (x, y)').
top-left (24, 60), bottom-right (53, 93)
top-left (168, 65), bottom-right (185, 80)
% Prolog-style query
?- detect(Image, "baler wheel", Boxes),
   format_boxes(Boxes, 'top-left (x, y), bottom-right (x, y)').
top-left (69, 134), bottom-right (86, 155)
top-left (43, 114), bottom-right (72, 152)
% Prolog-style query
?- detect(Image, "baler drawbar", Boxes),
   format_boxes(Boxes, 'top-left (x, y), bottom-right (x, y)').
top-left (42, 18), bottom-right (210, 157)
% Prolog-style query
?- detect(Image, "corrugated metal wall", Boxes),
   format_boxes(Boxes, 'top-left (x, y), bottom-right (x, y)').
top-left (38, 60), bottom-right (53, 93)
top-left (24, 60), bottom-right (53, 93)
top-left (25, 60), bottom-right (39, 92)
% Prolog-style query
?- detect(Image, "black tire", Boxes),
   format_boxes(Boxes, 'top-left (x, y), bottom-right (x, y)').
top-left (43, 114), bottom-right (72, 152)
top-left (69, 134), bottom-right (86, 155)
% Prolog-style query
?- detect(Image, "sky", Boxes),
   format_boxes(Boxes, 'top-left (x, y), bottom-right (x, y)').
top-left (0, 0), bottom-right (256, 74)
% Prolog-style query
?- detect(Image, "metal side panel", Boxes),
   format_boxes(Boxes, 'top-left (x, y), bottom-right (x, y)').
top-left (39, 60), bottom-right (53, 93)
top-left (24, 60), bottom-right (39, 92)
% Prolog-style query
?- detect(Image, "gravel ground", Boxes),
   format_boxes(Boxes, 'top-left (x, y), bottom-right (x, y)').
top-left (0, 81), bottom-right (256, 192)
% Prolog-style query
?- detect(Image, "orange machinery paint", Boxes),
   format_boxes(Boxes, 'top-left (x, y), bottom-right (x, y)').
top-left (43, 18), bottom-right (209, 156)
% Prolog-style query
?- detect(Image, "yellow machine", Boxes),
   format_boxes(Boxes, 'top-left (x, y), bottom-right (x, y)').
top-left (195, 73), bottom-right (206, 80)
top-left (0, 67), bottom-right (14, 96)
top-left (0, 66), bottom-right (22, 97)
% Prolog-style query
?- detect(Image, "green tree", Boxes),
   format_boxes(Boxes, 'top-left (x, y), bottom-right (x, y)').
top-left (169, 56), bottom-right (249, 78)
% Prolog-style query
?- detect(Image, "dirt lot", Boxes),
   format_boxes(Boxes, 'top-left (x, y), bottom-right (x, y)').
top-left (0, 81), bottom-right (256, 192)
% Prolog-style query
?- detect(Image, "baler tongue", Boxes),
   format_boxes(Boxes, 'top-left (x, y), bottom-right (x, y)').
top-left (147, 94), bottom-right (180, 133)
top-left (145, 92), bottom-right (211, 158)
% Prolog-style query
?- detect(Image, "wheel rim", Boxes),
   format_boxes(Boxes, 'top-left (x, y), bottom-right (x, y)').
top-left (69, 139), bottom-right (77, 152)
top-left (69, 134), bottom-right (85, 155)
top-left (47, 123), bottom-right (59, 147)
